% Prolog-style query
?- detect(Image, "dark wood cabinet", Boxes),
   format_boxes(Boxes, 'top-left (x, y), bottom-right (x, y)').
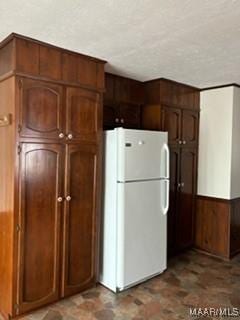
top-left (115, 76), bottom-right (130, 103)
top-left (19, 79), bottom-right (64, 139)
top-left (177, 148), bottom-right (197, 249)
top-left (103, 73), bottom-right (143, 129)
top-left (142, 79), bottom-right (200, 256)
top-left (103, 102), bottom-right (141, 129)
top-left (62, 144), bottom-right (98, 297)
top-left (19, 80), bottom-right (101, 143)
top-left (195, 197), bottom-right (231, 258)
top-left (195, 196), bottom-right (240, 259)
top-left (66, 87), bottom-right (101, 142)
top-left (103, 103), bottom-right (118, 128)
top-left (0, 33), bottom-right (104, 319)
top-left (168, 147), bottom-right (197, 255)
top-left (161, 106), bottom-right (181, 145)
top-left (13, 35), bottom-right (105, 90)
top-left (161, 106), bottom-right (199, 147)
top-left (18, 143), bottom-right (63, 314)
top-left (119, 103), bottom-right (141, 128)
top-left (168, 147), bottom-right (180, 256)
top-left (181, 110), bottom-right (199, 147)
top-left (104, 73), bottom-right (115, 105)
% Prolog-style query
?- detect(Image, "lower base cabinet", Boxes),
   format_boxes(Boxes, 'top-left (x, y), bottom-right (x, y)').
top-left (195, 196), bottom-right (240, 259)
top-left (177, 148), bottom-right (197, 250)
top-left (15, 143), bottom-right (99, 316)
top-left (168, 147), bottom-right (197, 256)
top-left (62, 144), bottom-right (98, 297)
top-left (17, 143), bottom-right (63, 314)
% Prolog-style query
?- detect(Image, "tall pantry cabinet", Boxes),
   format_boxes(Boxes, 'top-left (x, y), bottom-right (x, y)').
top-left (142, 79), bottom-right (200, 256)
top-left (0, 34), bottom-right (105, 319)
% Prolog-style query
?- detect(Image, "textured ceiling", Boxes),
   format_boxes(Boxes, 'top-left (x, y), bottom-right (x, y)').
top-left (1, 0), bottom-right (240, 87)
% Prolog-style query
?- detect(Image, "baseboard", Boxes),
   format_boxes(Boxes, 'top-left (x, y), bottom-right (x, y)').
top-left (192, 247), bottom-right (230, 261)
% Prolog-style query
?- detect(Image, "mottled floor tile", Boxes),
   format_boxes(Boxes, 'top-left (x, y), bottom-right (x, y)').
top-left (3, 250), bottom-right (239, 320)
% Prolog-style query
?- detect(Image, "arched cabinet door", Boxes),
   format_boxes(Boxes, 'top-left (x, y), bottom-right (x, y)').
top-left (161, 106), bottom-right (181, 145)
top-left (61, 144), bottom-right (98, 297)
top-left (18, 78), bottom-right (64, 139)
top-left (66, 87), bottom-right (101, 142)
top-left (17, 143), bottom-right (64, 315)
top-left (181, 110), bottom-right (199, 147)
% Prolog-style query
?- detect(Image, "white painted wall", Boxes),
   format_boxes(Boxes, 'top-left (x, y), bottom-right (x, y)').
top-left (230, 87), bottom-right (240, 198)
top-left (198, 87), bottom-right (234, 199)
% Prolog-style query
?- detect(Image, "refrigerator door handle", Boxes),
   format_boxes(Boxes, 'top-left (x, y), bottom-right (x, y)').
top-left (162, 143), bottom-right (170, 178)
top-left (161, 180), bottom-right (169, 215)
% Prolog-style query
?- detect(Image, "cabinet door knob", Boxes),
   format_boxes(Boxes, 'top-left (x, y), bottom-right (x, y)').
top-left (115, 118), bottom-right (119, 123)
top-left (59, 133), bottom-right (65, 139)
top-left (57, 197), bottom-right (63, 202)
top-left (181, 182), bottom-right (184, 187)
top-left (179, 140), bottom-right (182, 144)
top-left (120, 118), bottom-right (124, 124)
top-left (183, 140), bottom-right (186, 145)
top-left (67, 133), bottom-right (73, 140)
top-left (66, 196), bottom-right (71, 202)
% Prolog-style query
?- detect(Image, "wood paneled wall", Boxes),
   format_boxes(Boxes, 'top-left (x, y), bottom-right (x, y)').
top-left (195, 195), bottom-right (240, 259)
top-left (103, 73), bottom-right (144, 129)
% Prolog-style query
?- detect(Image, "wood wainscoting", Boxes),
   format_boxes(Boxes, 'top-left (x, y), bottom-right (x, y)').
top-left (195, 195), bottom-right (240, 259)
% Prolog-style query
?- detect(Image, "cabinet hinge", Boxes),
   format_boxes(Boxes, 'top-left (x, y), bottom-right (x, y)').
top-left (17, 144), bottom-right (22, 155)
top-left (18, 124), bottom-right (22, 133)
top-left (18, 79), bottom-right (23, 89)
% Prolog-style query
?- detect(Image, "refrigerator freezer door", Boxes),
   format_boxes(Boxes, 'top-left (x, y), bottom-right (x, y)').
top-left (117, 129), bottom-right (169, 182)
top-left (117, 180), bottom-right (167, 290)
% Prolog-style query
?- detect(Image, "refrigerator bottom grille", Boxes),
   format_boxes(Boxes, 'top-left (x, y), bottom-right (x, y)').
top-left (116, 268), bottom-right (167, 293)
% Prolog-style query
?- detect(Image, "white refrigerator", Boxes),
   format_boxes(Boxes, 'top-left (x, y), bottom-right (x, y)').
top-left (100, 128), bottom-right (169, 292)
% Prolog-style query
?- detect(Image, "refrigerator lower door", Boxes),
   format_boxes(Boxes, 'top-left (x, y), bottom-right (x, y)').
top-left (117, 179), bottom-right (168, 291)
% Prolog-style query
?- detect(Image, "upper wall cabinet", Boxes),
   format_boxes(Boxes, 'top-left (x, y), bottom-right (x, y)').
top-left (161, 106), bottom-right (181, 145)
top-left (142, 79), bottom-right (200, 148)
top-left (18, 78), bottom-right (64, 139)
top-left (18, 78), bottom-right (101, 142)
top-left (181, 110), bottom-right (199, 147)
top-left (103, 73), bottom-right (144, 129)
top-left (66, 87), bottom-right (101, 142)
top-left (161, 106), bottom-right (199, 147)
top-left (0, 34), bottom-right (105, 91)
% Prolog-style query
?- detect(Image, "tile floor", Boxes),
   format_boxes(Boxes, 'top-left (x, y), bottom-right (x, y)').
top-left (5, 250), bottom-right (240, 319)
